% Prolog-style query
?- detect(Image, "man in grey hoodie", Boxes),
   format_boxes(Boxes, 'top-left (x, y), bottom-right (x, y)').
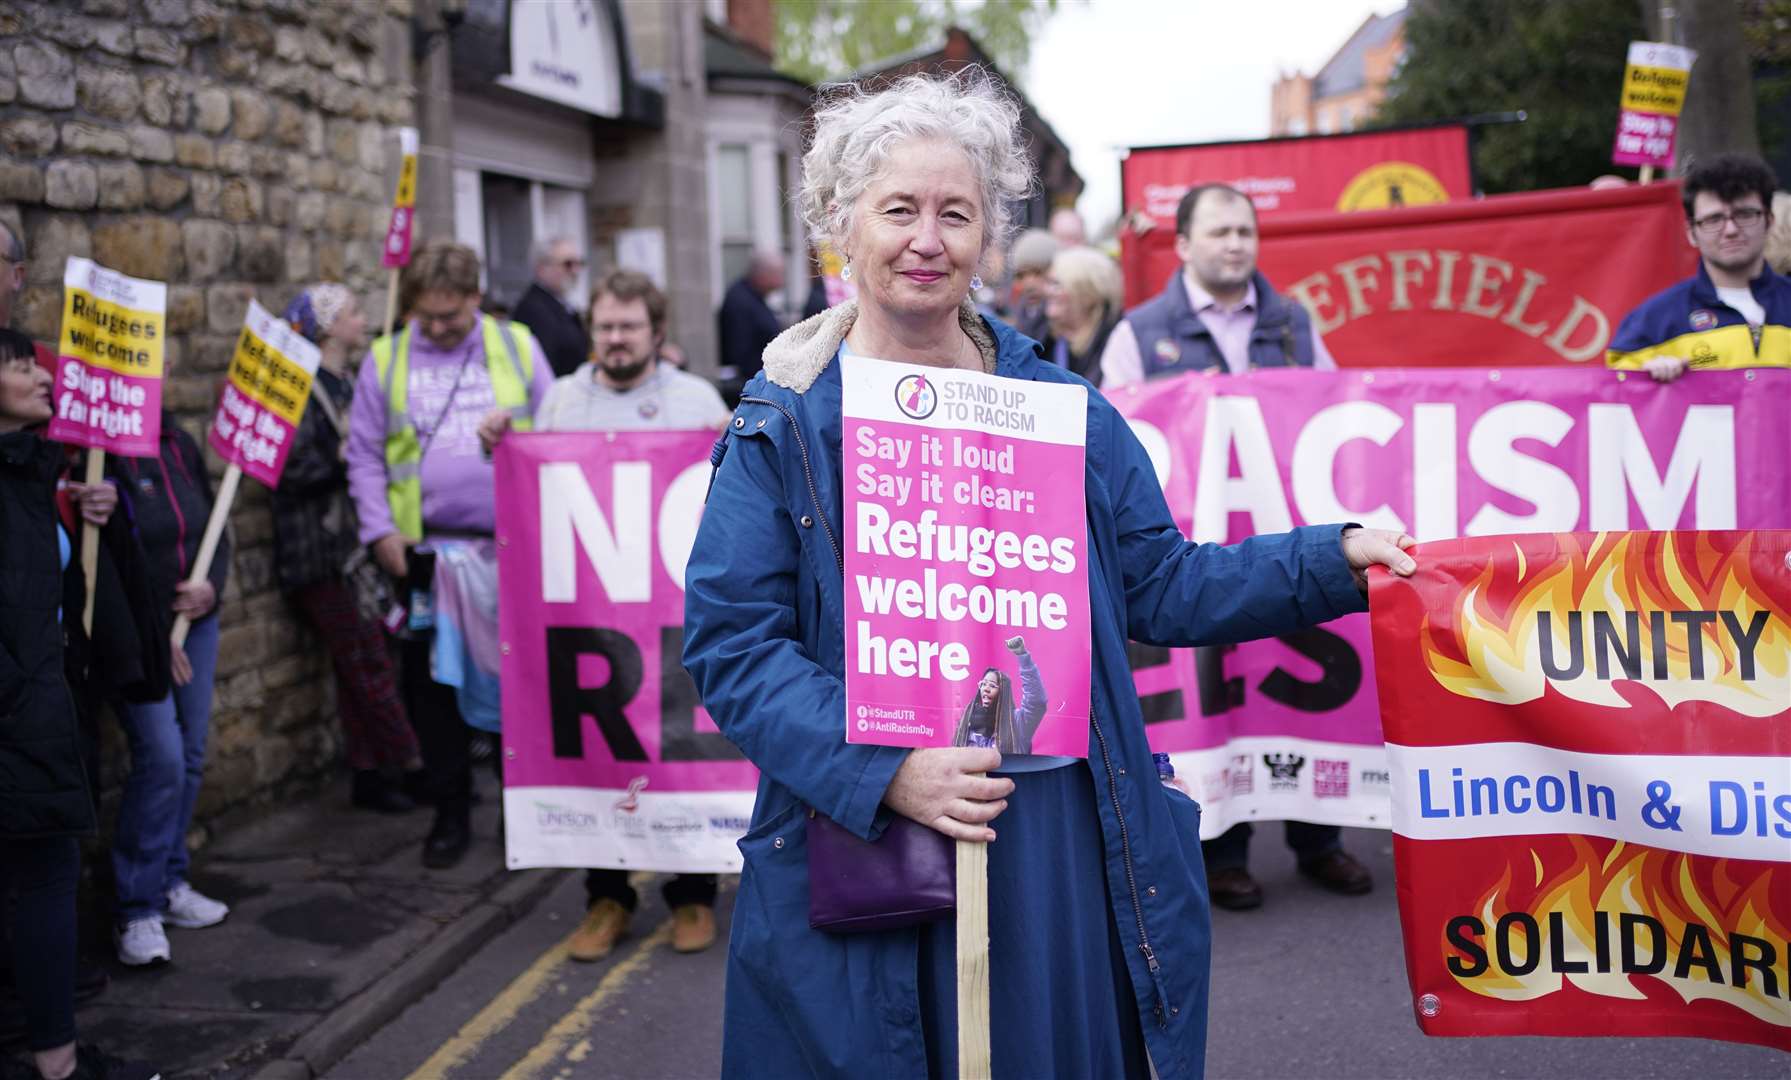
top-left (479, 269), bottom-right (728, 959)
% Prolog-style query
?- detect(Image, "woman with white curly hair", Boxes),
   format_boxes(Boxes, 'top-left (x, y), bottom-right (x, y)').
top-left (683, 69), bottom-right (1415, 1078)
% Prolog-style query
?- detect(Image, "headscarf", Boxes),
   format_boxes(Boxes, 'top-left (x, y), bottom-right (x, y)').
top-left (282, 283), bottom-right (354, 344)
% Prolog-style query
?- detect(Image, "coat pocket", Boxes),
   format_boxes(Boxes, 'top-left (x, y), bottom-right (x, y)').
top-left (730, 800), bottom-right (810, 990)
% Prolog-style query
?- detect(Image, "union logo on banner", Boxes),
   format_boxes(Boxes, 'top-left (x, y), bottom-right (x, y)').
top-left (1370, 531), bottom-right (1790, 1051)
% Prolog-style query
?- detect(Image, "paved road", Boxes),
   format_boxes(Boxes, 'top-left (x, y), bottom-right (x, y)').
top-left (329, 829), bottom-right (1785, 1079)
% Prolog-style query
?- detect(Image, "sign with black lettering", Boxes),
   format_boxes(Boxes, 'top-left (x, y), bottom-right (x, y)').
top-left (1371, 531), bottom-right (1790, 1049)
top-left (1113, 368), bottom-right (1790, 840)
top-left (494, 430), bottom-right (755, 872)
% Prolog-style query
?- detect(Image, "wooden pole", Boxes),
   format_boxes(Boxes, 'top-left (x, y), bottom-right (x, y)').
top-left (170, 462), bottom-right (241, 648)
top-left (1639, 164), bottom-right (1656, 184)
top-left (382, 266), bottom-right (401, 343)
top-left (956, 837), bottom-right (991, 1080)
top-left (78, 451), bottom-right (106, 634)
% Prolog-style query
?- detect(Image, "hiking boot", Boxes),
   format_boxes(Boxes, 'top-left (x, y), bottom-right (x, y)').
top-left (669, 903), bottom-right (717, 954)
top-left (568, 899), bottom-right (630, 962)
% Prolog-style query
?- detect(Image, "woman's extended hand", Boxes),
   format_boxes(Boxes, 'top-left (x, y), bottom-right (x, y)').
top-left (1340, 526), bottom-right (1418, 593)
top-left (883, 747), bottom-right (1015, 843)
top-left (67, 480), bottom-right (117, 526)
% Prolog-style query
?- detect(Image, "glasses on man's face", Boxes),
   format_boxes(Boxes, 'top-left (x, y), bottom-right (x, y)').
top-left (559, 258), bottom-right (587, 270)
top-left (416, 308), bottom-right (467, 331)
top-left (1691, 207), bottom-right (1766, 236)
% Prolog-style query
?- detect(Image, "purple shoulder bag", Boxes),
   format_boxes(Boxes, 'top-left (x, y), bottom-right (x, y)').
top-left (806, 809), bottom-right (955, 933)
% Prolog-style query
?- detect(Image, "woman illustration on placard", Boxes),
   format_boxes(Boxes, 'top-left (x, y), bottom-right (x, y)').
top-left (953, 635), bottom-right (1047, 754)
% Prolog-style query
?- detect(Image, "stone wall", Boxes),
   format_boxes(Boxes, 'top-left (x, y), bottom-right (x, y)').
top-left (0, 0), bottom-right (417, 829)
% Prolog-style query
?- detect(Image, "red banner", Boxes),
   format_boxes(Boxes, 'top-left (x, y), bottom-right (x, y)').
top-left (1121, 182), bottom-right (1698, 368)
top-left (1122, 125), bottom-right (1472, 226)
top-left (1369, 531), bottom-right (1791, 1050)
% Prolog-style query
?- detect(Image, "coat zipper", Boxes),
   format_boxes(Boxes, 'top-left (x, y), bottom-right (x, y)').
top-left (1090, 705), bottom-right (1172, 1028)
top-left (740, 395), bottom-right (842, 572)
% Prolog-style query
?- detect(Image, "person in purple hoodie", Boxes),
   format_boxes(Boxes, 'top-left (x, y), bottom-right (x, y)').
top-left (345, 241), bottom-right (552, 869)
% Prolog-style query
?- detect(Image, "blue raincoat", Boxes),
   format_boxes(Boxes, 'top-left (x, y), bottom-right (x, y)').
top-left (683, 301), bottom-right (1366, 1078)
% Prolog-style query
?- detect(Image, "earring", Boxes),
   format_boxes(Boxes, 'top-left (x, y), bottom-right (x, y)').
top-left (970, 274), bottom-right (984, 291)
top-left (840, 263), bottom-right (853, 282)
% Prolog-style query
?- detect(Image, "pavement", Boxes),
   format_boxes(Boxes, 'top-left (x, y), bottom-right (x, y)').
top-left (58, 769), bottom-right (568, 1080)
top-left (23, 791), bottom-right (1785, 1080)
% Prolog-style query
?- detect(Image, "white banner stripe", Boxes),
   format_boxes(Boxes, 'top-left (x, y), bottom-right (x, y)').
top-left (503, 787), bottom-right (750, 874)
top-left (1386, 742), bottom-right (1791, 863)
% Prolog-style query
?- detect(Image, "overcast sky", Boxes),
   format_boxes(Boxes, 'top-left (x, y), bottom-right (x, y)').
top-left (1024, 0), bottom-right (1401, 231)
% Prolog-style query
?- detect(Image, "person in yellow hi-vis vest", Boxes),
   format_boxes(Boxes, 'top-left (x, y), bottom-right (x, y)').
top-left (345, 240), bottom-right (552, 869)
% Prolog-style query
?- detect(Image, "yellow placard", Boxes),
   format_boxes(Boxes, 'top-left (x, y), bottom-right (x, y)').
top-left (393, 153), bottom-right (418, 209)
top-left (1621, 63), bottom-right (1689, 114)
top-left (59, 288), bottom-right (164, 378)
top-left (226, 325), bottom-right (315, 426)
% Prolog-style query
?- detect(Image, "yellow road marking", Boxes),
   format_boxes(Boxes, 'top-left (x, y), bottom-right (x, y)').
top-left (403, 935), bottom-right (573, 1080)
top-left (497, 922), bottom-right (675, 1080)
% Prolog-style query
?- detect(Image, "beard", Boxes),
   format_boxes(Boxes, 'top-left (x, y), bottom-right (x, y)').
top-left (601, 352), bottom-right (653, 384)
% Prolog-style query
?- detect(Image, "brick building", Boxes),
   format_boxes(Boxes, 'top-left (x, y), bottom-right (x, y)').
top-left (1270, 7), bottom-right (1407, 138)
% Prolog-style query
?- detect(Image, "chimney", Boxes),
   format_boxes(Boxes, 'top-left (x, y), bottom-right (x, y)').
top-left (727, 0), bottom-right (775, 59)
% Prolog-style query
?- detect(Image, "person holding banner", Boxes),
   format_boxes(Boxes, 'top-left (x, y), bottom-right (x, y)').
top-left (0, 329), bottom-right (159, 1080)
top-left (480, 268), bottom-right (730, 958)
top-left (276, 284), bottom-right (423, 814)
top-left (1100, 182), bottom-right (1336, 387)
top-left (1606, 152), bottom-right (1789, 381)
top-left (103, 409), bottom-right (233, 967)
top-left (1098, 181), bottom-right (1366, 911)
top-left (346, 241), bottom-right (552, 869)
top-left (682, 69), bottom-right (1417, 1079)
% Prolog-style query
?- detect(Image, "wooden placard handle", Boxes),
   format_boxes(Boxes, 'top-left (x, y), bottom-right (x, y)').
top-left (78, 451), bottom-right (105, 635)
top-left (170, 462), bottom-right (241, 648)
top-left (956, 835), bottom-right (992, 1079)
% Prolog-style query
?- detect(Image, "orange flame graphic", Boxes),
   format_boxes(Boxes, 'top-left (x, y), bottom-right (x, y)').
top-left (1445, 837), bottom-right (1791, 1028)
top-left (1421, 533), bottom-right (1791, 716)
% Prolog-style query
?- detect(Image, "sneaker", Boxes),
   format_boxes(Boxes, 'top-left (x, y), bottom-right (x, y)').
top-left (69, 1041), bottom-right (162, 1080)
top-left (567, 899), bottom-right (630, 962)
top-left (115, 918), bottom-right (170, 967)
top-left (669, 903), bottom-right (717, 954)
top-left (164, 880), bottom-right (229, 929)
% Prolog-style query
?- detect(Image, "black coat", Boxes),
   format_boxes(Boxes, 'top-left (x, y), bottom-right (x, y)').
top-left (512, 282), bottom-right (591, 379)
top-left (0, 431), bottom-right (95, 839)
top-left (718, 277), bottom-right (782, 380)
top-left (104, 415), bottom-right (230, 624)
top-left (271, 368), bottom-right (358, 592)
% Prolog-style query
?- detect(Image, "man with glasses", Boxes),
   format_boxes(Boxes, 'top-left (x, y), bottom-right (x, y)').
top-left (512, 236), bottom-right (592, 379)
top-left (1608, 152), bottom-right (1789, 380)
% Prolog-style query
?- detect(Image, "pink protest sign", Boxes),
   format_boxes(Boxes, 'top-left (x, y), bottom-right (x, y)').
top-left (48, 257), bottom-right (165, 457)
top-left (1110, 367), bottom-right (1791, 836)
top-left (207, 299), bottom-right (320, 487)
top-left (494, 430), bottom-right (757, 873)
top-left (1611, 41), bottom-right (1695, 170)
top-left (380, 127), bottom-right (418, 269)
top-left (841, 355), bottom-right (1092, 757)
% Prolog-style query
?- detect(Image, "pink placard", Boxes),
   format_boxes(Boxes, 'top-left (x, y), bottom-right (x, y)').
top-left (1611, 109), bottom-right (1678, 169)
top-left (1110, 367), bottom-right (1791, 834)
top-left (47, 257), bottom-right (165, 457)
top-left (207, 299), bottom-right (320, 487)
top-left (495, 430), bottom-right (757, 872)
top-left (841, 355), bottom-right (1093, 757)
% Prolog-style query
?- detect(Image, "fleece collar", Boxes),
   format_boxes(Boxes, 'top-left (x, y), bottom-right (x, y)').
top-left (761, 298), bottom-right (999, 394)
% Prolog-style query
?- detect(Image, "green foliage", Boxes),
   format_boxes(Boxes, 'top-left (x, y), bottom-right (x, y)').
top-left (774, 0), bottom-right (1058, 84)
top-left (1374, 0), bottom-right (1645, 193)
